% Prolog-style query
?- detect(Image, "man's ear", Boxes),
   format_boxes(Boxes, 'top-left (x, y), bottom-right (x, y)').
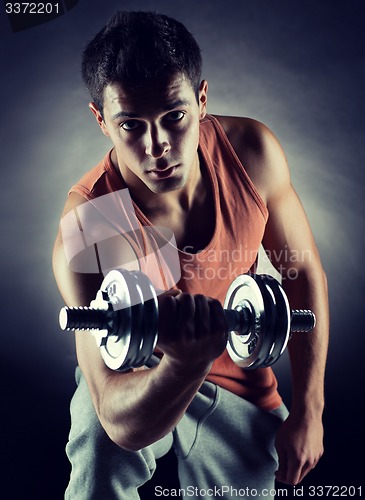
top-left (89, 102), bottom-right (110, 137)
top-left (198, 80), bottom-right (208, 119)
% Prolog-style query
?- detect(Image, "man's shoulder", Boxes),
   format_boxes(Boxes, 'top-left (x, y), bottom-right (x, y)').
top-left (213, 114), bottom-right (261, 131)
top-left (212, 115), bottom-right (288, 201)
top-left (213, 115), bottom-right (274, 158)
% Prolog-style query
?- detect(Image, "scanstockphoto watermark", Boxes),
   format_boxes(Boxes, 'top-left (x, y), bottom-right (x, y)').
top-left (183, 261), bottom-right (308, 282)
top-left (182, 245), bottom-right (259, 265)
top-left (182, 244), bottom-right (313, 282)
top-left (154, 485), bottom-right (363, 497)
top-left (262, 246), bottom-right (313, 267)
top-left (154, 485), bottom-right (289, 497)
top-left (260, 245), bottom-right (313, 281)
top-left (60, 189), bottom-right (182, 300)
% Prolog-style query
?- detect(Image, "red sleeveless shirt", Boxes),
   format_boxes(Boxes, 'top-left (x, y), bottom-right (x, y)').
top-left (69, 114), bottom-right (282, 411)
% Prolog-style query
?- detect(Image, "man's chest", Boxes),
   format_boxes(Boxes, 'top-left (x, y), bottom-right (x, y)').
top-left (149, 197), bottom-right (215, 254)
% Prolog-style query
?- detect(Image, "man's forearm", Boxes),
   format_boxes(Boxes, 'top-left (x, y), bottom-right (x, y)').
top-left (283, 266), bottom-right (329, 415)
top-left (75, 290), bottom-right (228, 453)
top-left (94, 355), bottom-right (211, 451)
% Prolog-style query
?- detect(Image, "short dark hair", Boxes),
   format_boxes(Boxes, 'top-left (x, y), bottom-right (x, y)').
top-left (81, 11), bottom-right (203, 112)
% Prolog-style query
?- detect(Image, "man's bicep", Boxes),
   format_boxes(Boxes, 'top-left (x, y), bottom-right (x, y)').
top-left (262, 185), bottom-right (320, 277)
top-left (53, 229), bottom-right (131, 410)
top-left (52, 229), bottom-right (104, 306)
top-left (52, 229), bottom-right (108, 372)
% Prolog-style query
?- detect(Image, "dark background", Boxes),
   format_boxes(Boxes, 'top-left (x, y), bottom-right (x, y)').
top-left (1, 1), bottom-right (364, 498)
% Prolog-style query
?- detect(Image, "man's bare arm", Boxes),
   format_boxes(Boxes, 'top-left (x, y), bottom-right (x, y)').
top-left (53, 193), bottom-right (227, 451)
top-left (262, 175), bottom-right (328, 485)
top-left (221, 115), bottom-right (329, 485)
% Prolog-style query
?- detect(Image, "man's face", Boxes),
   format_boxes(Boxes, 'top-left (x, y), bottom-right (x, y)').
top-left (91, 74), bottom-right (208, 195)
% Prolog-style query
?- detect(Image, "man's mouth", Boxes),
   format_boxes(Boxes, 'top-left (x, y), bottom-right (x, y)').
top-left (147, 165), bottom-right (179, 179)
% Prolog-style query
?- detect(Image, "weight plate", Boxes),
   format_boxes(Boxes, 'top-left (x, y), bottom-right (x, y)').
top-left (131, 271), bottom-right (159, 367)
top-left (96, 269), bottom-right (158, 370)
top-left (225, 274), bottom-right (281, 369)
top-left (260, 275), bottom-right (290, 368)
top-left (257, 278), bottom-right (278, 368)
top-left (124, 271), bottom-right (146, 369)
top-left (99, 269), bottom-right (133, 371)
top-left (224, 274), bottom-right (264, 369)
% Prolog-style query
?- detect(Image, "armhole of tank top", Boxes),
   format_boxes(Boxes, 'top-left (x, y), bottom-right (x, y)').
top-left (208, 115), bottom-right (269, 221)
top-left (68, 151), bottom-right (121, 201)
top-left (68, 185), bottom-right (94, 201)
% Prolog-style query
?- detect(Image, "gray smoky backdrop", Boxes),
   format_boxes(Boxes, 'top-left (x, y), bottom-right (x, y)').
top-left (1, 0), bottom-right (364, 497)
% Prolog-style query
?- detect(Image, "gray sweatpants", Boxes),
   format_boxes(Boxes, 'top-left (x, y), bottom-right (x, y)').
top-left (65, 367), bottom-right (288, 499)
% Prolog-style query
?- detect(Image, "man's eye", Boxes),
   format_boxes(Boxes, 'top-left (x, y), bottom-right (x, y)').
top-left (165, 111), bottom-right (185, 122)
top-left (121, 120), bottom-right (140, 131)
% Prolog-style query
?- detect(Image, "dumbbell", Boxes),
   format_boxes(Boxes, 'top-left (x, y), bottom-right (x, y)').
top-left (59, 269), bottom-right (315, 371)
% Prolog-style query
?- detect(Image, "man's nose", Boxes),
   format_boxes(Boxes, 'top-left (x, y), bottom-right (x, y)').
top-left (145, 126), bottom-right (171, 158)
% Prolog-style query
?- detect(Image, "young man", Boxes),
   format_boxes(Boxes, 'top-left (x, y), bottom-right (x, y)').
top-left (53, 10), bottom-right (329, 499)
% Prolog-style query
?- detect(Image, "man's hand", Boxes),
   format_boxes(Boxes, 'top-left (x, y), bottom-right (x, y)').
top-left (157, 292), bottom-right (228, 375)
top-left (275, 412), bottom-right (324, 485)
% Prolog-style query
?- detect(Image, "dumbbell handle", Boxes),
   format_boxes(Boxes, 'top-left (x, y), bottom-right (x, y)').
top-left (60, 304), bottom-right (315, 334)
top-left (225, 308), bottom-right (315, 334)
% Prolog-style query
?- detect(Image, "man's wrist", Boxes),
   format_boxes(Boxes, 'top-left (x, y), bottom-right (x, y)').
top-left (160, 354), bottom-right (212, 383)
top-left (290, 396), bottom-right (325, 419)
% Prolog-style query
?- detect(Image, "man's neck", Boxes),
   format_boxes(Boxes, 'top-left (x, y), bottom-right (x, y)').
top-left (112, 150), bottom-right (204, 217)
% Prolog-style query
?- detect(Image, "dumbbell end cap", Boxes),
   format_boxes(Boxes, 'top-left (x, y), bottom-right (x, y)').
top-left (59, 307), bottom-right (69, 330)
top-left (290, 310), bottom-right (316, 332)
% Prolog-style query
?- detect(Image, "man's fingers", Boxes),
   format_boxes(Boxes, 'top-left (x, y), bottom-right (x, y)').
top-left (194, 294), bottom-right (211, 338)
top-left (158, 288), bottom-right (182, 297)
top-left (285, 458), bottom-right (303, 486)
top-left (297, 454), bottom-right (322, 484)
top-left (157, 294), bottom-right (178, 341)
top-left (277, 455), bottom-right (318, 485)
top-left (297, 462), bottom-right (313, 484)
